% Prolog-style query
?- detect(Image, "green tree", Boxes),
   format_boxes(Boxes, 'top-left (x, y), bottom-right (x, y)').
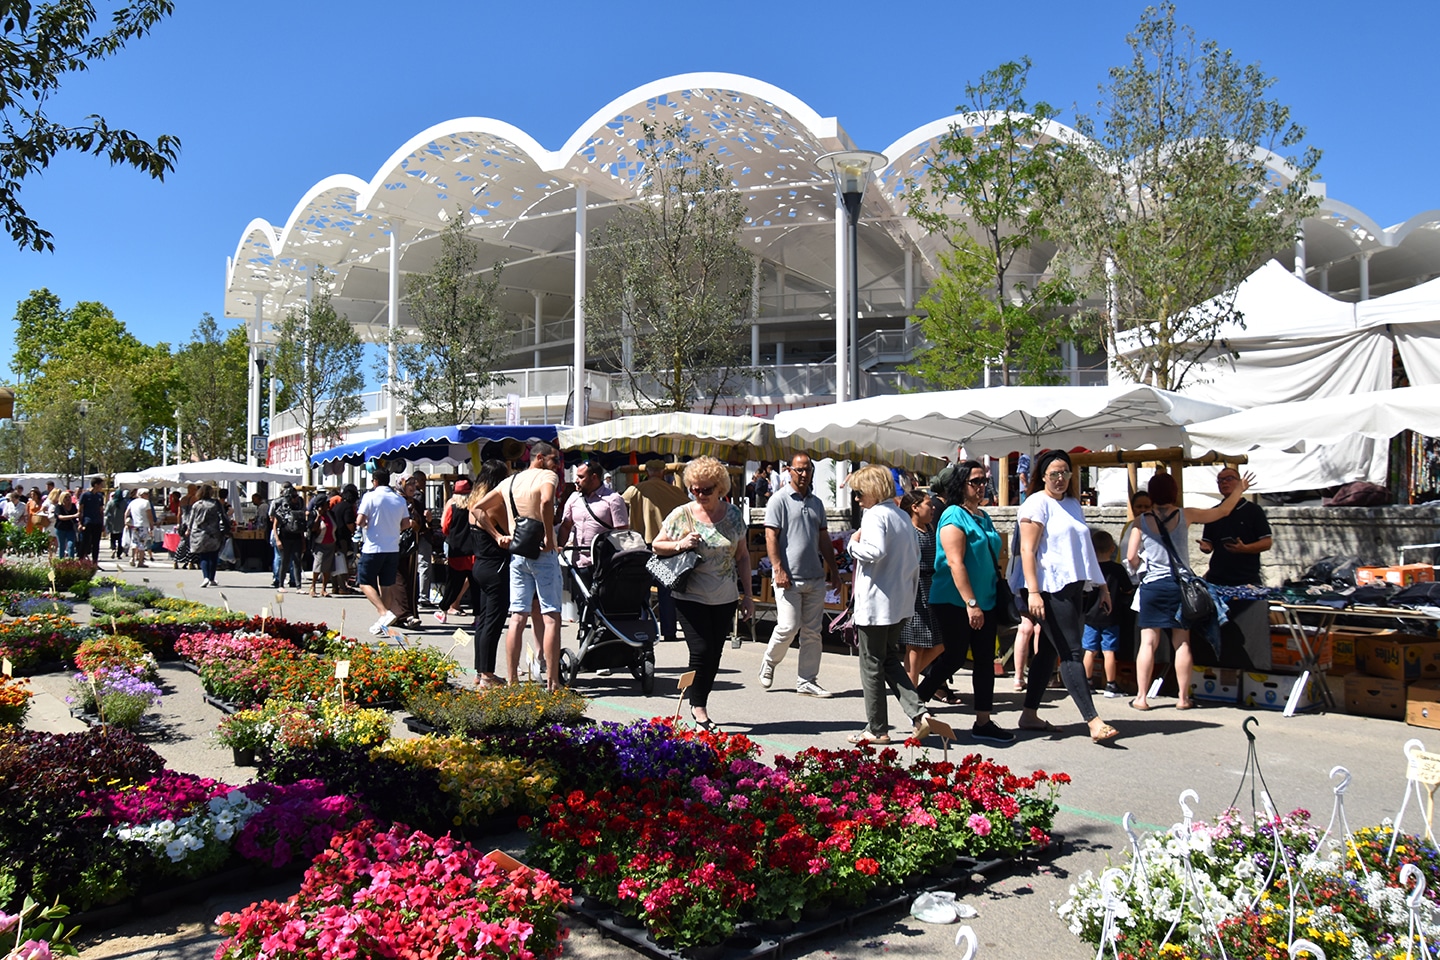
top-left (0, 0), bottom-right (181, 251)
top-left (906, 59), bottom-right (1093, 387)
top-left (173, 314), bottom-right (249, 461)
top-left (584, 120), bottom-right (756, 412)
top-left (1052, 3), bottom-right (1321, 390)
top-left (9, 289), bottom-right (176, 473)
top-left (272, 284), bottom-right (364, 484)
top-left (390, 212), bottom-right (511, 428)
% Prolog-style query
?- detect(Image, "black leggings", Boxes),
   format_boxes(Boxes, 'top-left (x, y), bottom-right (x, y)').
top-left (470, 555), bottom-right (509, 675)
top-left (675, 598), bottom-right (737, 709)
top-left (439, 561), bottom-right (471, 611)
top-left (1023, 581), bottom-right (1099, 722)
top-left (921, 602), bottom-right (997, 713)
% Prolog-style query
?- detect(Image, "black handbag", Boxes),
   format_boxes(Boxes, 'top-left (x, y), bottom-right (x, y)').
top-left (985, 526), bottom-right (1021, 626)
top-left (506, 482), bottom-right (544, 560)
top-left (1150, 510), bottom-right (1216, 624)
top-left (646, 550), bottom-right (700, 591)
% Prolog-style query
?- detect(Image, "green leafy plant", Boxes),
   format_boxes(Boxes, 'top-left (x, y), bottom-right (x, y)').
top-left (405, 684), bottom-right (587, 735)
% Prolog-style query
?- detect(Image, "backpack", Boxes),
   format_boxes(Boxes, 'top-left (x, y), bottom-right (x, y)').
top-left (277, 499), bottom-right (306, 538)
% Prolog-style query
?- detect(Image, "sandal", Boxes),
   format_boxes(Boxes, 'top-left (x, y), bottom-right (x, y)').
top-left (690, 711), bottom-right (718, 733)
top-left (1176, 701), bottom-right (1200, 711)
top-left (1129, 699), bottom-right (1152, 711)
top-left (1090, 722), bottom-right (1120, 743)
top-left (1016, 717), bottom-right (1058, 732)
top-left (847, 730), bottom-right (892, 745)
top-left (933, 686), bottom-right (963, 705)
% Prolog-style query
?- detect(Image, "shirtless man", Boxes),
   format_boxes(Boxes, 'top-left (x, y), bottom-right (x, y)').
top-left (472, 442), bottom-right (564, 689)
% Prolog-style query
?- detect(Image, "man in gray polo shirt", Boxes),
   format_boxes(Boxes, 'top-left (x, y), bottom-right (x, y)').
top-left (759, 453), bottom-right (840, 697)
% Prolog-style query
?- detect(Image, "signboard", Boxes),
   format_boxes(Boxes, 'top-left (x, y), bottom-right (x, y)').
top-left (251, 434), bottom-right (270, 456)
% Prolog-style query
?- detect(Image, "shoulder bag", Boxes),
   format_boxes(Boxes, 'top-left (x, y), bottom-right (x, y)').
top-left (646, 508), bottom-right (700, 590)
top-left (507, 479), bottom-right (545, 560)
top-left (1150, 510), bottom-right (1215, 624)
top-left (977, 514), bottom-right (1021, 626)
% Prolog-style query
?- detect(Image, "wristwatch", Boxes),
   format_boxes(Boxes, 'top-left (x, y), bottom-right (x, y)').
top-left (965, 598), bottom-right (978, 608)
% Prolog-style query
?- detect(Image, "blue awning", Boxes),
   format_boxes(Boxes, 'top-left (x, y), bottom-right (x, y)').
top-left (310, 425), bottom-right (560, 468)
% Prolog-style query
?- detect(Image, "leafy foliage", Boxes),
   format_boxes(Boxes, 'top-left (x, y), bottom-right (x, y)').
top-left (172, 314), bottom-right (251, 461)
top-left (906, 59), bottom-right (1096, 388)
top-left (584, 120), bottom-right (757, 412)
top-left (0, 0), bottom-right (180, 253)
top-left (271, 283), bottom-right (364, 484)
top-left (392, 211), bottom-right (512, 427)
top-left (1052, 3), bottom-right (1322, 390)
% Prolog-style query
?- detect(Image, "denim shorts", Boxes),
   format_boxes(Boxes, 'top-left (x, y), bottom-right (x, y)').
top-left (509, 550), bottom-right (562, 614)
top-left (356, 551), bottom-right (399, 588)
top-left (1082, 623), bottom-right (1120, 652)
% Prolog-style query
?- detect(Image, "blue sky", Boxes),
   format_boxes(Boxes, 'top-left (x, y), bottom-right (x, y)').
top-left (0, 0), bottom-right (1433, 374)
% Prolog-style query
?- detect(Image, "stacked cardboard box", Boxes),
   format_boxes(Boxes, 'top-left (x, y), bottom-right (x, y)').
top-left (1355, 564), bottom-right (1435, 586)
top-left (1343, 634), bottom-right (1440, 722)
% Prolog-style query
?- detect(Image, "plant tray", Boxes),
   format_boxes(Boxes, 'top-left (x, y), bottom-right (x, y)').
top-left (563, 836), bottom-right (1062, 960)
top-left (202, 693), bottom-right (240, 715)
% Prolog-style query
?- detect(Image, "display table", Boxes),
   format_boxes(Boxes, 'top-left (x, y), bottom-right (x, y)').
top-left (1268, 603), bottom-right (1440, 712)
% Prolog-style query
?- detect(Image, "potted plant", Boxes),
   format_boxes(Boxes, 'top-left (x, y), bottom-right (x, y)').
top-left (0, 674), bottom-right (33, 726)
top-left (215, 709), bottom-right (265, 766)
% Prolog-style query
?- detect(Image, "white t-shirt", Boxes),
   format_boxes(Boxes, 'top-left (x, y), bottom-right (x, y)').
top-left (1009, 493), bottom-right (1103, 595)
top-left (357, 485), bottom-right (410, 554)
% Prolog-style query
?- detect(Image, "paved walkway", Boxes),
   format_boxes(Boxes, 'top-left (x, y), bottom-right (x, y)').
top-left (24, 560), bottom-right (1427, 960)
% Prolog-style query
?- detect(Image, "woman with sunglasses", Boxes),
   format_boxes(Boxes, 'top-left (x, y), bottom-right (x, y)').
top-left (652, 456), bottom-right (753, 732)
top-left (1011, 449), bottom-right (1118, 743)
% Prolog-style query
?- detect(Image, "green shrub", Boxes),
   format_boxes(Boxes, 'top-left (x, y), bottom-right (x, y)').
top-left (89, 594), bottom-right (144, 617)
top-left (405, 684), bottom-right (587, 736)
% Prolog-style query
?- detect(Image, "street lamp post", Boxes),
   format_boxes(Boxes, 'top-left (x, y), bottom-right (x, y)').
top-left (77, 400), bottom-right (89, 485)
top-left (816, 150), bottom-right (886, 403)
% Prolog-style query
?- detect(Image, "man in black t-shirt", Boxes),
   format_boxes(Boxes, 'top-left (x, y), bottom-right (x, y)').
top-left (78, 478), bottom-right (106, 563)
top-left (1199, 467), bottom-right (1273, 586)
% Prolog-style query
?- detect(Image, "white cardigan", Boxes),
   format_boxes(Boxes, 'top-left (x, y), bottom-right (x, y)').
top-left (846, 500), bottom-right (919, 627)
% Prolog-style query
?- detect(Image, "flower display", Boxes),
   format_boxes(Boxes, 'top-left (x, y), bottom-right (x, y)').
top-left (0, 592), bottom-right (75, 618)
top-left (214, 822), bottom-right (572, 960)
top-left (1057, 810), bottom-right (1440, 959)
top-left (73, 635), bottom-right (159, 683)
top-left (406, 681), bottom-right (587, 735)
top-left (0, 676), bottom-right (33, 727)
top-left (108, 789), bottom-right (264, 878)
top-left (525, 720), bottom-right (1067, 946)
top-left (66, 664), bottom-right (162, 730)
top-left (0, 615), bottom-right (95, 671)
top-left (233, 779), bottom-right (369, 870)
top-left (216, 697), bottom-right (392, 762)
top-left (377, 736), bottom-right (560, 823)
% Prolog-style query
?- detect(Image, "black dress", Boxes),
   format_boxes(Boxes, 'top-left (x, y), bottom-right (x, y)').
top-left (900, 524), bottom-right (939, 649)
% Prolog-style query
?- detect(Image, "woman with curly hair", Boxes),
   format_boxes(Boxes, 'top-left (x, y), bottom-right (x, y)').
top-left (651, 456), bottom-right (753, 732)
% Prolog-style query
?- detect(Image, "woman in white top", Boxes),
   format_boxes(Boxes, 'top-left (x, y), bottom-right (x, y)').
top-left (1012, 449), bottom-right (1117, 743)
top-left (1126, 469), bottom-right (1254, 710)
top-left (844, 465), bottom-right (933, 745)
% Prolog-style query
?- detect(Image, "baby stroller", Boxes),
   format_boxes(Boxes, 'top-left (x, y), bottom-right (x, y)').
top-left (559, 529), bottom-right (658, 694)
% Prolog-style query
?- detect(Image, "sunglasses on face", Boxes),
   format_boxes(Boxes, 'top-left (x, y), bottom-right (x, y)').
top-left (966, 477), bottom-right (987, 487)
top-left (690, 485), bottom-right (715, 496)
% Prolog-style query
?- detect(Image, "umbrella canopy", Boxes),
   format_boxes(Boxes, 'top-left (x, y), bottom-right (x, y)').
top-left (128, 459), bottom-right (302, 486)
top-left (311, 424), bottom-right (559, 468)
top-left (558, 414), bottom-right (786, 462)
top-left (773, 385), bottom-right (1239, 461)
top-left (1184, 385), bottom-right (1440, 457)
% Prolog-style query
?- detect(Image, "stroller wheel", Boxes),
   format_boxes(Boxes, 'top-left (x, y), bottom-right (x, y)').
top-left (559, 648), bottom-right (581, 687)
top-left (637, 654), bottom-right (655, 696)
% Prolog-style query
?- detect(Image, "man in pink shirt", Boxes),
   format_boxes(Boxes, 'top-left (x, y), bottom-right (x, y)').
top-left (558, 459), bottom-right (629, 618)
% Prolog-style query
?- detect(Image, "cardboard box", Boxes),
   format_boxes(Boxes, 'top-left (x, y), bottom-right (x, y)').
top-left (1243, 671), bottom-right (1322, 713)
top-left (1357, 636), bottom-right (1440, 682)
top-left (1270, 630), bottom-right (1333, 670)
top-left (1356, 564), bottom-right (1435, 586)
top-left (1406, 679), bottom-right (1440, 730)
top-left (758, 577), bottom-right (773, 604)
top-left (1345, 673), bottom-right (1408, 720)
top-left (1189, 666), bottom-right (1241, 704)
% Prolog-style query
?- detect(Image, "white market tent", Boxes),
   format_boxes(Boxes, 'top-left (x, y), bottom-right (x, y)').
top-left (1185, 385), bottom-right (1440, 456)
top-left (773, 385), bottom-right (1236, 461)
top-left (1113, 259), bottom-right (1440, 492)
top-left (118, 459), bottom-right (301, 488)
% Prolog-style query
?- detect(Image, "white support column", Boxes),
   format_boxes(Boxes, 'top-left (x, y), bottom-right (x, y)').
top-left (572, 185), bottom-right (588, 427)
top-left (1320, 266), bottom-right (1329, 295)
top-left (1359, 251), bottom-right (1371, 301)
top-left (248, 300), bottom-right (263, 466)
top-left (903, 247), bottom-right (913, 311)
top-left (834, 203), bottom-right (848, 404)
top-left (776, 341), bottom-right (784, 365)
top-left (533, 291), bottom-right (543, 368)
top-left (751, 322), bottom-right (760, 366)
top-left (750, 258), bottom-right (762, 366)
top-left (387, 229), bottom-right (399, 436)
top-left (776, 267), bottom-right (787, 314)
top-left (1293, 223), bottom-right (1306, 280)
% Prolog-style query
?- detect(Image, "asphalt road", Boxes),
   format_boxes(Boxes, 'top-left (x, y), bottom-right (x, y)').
top-left (24, 559), bottom-right (1431, 960)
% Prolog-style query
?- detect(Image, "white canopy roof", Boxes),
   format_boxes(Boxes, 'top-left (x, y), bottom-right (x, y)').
top-left (123, 459), bottom-right (302, 487)
top-left (773, 385), bottom-right (1237, 461)
top-left (1186, 385), bottom-right (1440, 456)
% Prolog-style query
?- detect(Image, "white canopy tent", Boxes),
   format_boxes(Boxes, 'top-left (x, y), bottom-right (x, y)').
top-left (773, 385), bottom-right (1237, 463)
top-left (1185, 385), bottom-right (1440, 457)
top-left (121, 459), bottom-right (301, 488)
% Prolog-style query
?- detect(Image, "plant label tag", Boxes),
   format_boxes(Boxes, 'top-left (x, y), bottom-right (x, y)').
top-left (261, 606), bottom-right (271, 620)
top-left (47, 568), bottom-right (55, 587)
top-left (274, 591), bottom-right (285, 606)
top-left (219, 593), bottom-right (231, 613)
top-left (110, 616), bottom-right (118, 634)
top-left (677, 670), bottom-right (696, 691)
top-left (485, 850), bottom-right (525, 872)
top-left (927, 717), bottom-right (956, 743)
top-left (451, 628), bottom-right (471, 646)
top-left (176, 582), bottom-right (185, 591)
top-left (388, 628), bottom-right (406, 643)
top-left (334, 660), bottom-right (350, 679)
top-left (1412, 750), bottom-right (1440, 785)
top-left (2, 658), bottom-right (10, 677)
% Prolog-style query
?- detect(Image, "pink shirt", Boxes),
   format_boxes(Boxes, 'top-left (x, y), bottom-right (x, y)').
top-left (560, 487), bottom-right (628, 566)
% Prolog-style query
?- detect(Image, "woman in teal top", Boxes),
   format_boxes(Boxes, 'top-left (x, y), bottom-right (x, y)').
top-left (920, 460), bottom-right (1013, 745)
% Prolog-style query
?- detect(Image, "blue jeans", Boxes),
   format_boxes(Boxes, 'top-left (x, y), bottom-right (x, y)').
top-left (196, 550), bottom-right (219, 582)
top-left (56, 528), bottom-right (77, 558)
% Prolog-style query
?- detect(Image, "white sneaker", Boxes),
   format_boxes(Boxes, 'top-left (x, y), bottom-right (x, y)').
top-left (368, 619), bottom-right (387, 636)
top-left (199, 579), bottom-right (210, 588)
top-left (758, 661), bottom-right (774, 689)
top-left (378, 611), bottom-right (397, 629)
top-left (796, 679), bottom-right (832, 698)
